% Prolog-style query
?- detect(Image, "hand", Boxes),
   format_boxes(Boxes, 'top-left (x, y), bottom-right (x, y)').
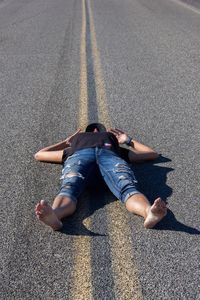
top-left (65, 128), bottom-right (82, 144)
top-left (108, 128), bottom-right (129, 144)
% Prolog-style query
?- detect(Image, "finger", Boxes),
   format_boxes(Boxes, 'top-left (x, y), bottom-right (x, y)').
top-left (115, 128), bottom-right (125, 134)
top-left (110, 128), bottom-right (120, 135)
top-left (109, 130), bottom-right (118, 136)
top-left (68, 129), bottom-right (82, 140)
top-left (112, 128), bottom-right (124, 135)
top-left (73, 128), bottom-right (82, 135)
top-left (108, 128), bottom-right (116, 133)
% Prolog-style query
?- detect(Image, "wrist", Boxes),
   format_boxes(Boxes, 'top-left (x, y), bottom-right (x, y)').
top-left (125, 136), bottom-right (133, 146)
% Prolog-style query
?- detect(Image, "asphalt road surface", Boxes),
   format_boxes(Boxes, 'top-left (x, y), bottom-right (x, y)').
top-left (0, 0), bottom-right (200, 299)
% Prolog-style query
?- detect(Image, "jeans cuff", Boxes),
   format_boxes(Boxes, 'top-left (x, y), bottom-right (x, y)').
top-left (123, 191), bottom-right (141, 203)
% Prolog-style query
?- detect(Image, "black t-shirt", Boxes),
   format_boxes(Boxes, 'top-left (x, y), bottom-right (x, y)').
top-left (62, 132), bottom-right (130, 163)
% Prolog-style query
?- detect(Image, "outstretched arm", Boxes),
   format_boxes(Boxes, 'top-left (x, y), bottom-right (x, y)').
top-left (109, 128), bottom-right (159, 163)
top-left (127, 139), bottom-right (159, 162)
top-left (34, 129), bottom-right (81, 163)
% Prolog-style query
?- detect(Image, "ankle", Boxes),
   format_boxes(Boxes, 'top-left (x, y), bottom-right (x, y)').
top-left (144, 206), bottom-right (151, 218)
top-left (52, 220), bottom-right (63, 231)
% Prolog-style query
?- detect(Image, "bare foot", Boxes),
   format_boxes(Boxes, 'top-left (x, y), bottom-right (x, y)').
top-left (144, 198), bottom-right (167, 229)
top-left (35, 200), bottom-right (63, 230)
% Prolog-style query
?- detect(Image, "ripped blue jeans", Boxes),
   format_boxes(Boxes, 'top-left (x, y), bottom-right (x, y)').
top-left (58, 147), bottom-right (139, 203)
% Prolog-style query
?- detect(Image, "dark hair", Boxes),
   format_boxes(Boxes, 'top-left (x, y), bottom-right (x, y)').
top-left (85, 123), bottom-right (106, 132)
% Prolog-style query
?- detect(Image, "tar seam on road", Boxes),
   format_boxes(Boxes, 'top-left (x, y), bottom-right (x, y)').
top-left (169, 0), bottom-right (200, 14)
top-left (75, 0), bottom-right (143, 299)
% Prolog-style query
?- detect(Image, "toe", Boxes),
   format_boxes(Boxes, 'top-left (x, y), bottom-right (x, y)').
top-left (40, 199), bottom-right (49, 207)
top-left (155, 198), bottom-right (161, 205)
top-left (157, 198), bottom-right (164, 208)
top-left (36, 211), bottom-right (42, 216)
top-left (35, 207), bottom-right (44, 215)
top-left (161, 200), bottom-right (167, 208)
top-left (35, 203), bottom-right (41, 211)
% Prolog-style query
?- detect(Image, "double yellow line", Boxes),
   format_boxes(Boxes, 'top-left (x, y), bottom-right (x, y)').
top-left (71, 0), bottom-right (143, 299)
top-left (78, 0), bottom-right (111, 129)
top-left (78, 0), bottom-right (88, 129)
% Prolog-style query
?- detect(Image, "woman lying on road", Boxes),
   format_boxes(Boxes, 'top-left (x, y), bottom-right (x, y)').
top-left (34, 123), bottom-right (167, 230)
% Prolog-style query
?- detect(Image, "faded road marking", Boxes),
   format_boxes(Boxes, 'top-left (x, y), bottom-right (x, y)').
top-left (169, 0), bottom-right (200, 14)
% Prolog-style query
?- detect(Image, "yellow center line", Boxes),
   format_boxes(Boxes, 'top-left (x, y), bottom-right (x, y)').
top-left (70, 1), bottom-right (92, 300)
top-left (79, 0), bottom-right (88, 129)
top-left (87, 1), bottom-right (143, 298)
top-left (72, 0), bottom-right (143, 299)
top-left (106, 201), bottom-right (143, 300)
top-left (87, 0), bottom-right (111, 128)
top-left (70, 217), bottom-right (92, 300)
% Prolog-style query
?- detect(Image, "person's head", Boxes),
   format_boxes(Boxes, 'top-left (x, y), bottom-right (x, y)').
top-left (85, 123), bottom-right (106, 133)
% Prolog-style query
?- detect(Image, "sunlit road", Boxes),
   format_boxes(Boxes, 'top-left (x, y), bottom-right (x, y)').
top-left (0, 0), bottom-right (199, 299)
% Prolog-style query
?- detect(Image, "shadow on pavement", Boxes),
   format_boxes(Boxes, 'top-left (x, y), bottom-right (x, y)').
top-left (60, 192), bottom-right (110, 237)
top-left (133, 155), bottom-right (174, 202)
top-left (60, 155), bottom-right (199, 236)
top-left (154, 209), bottom-right (200, 234)
top-left (135, 155), bottom-right (199, 235)
top-left (61, 171), bottom-right (115, 236)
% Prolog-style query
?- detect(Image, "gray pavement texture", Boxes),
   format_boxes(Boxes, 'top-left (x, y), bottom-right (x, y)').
top-left (0, 0), bottom-right (200, 299)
